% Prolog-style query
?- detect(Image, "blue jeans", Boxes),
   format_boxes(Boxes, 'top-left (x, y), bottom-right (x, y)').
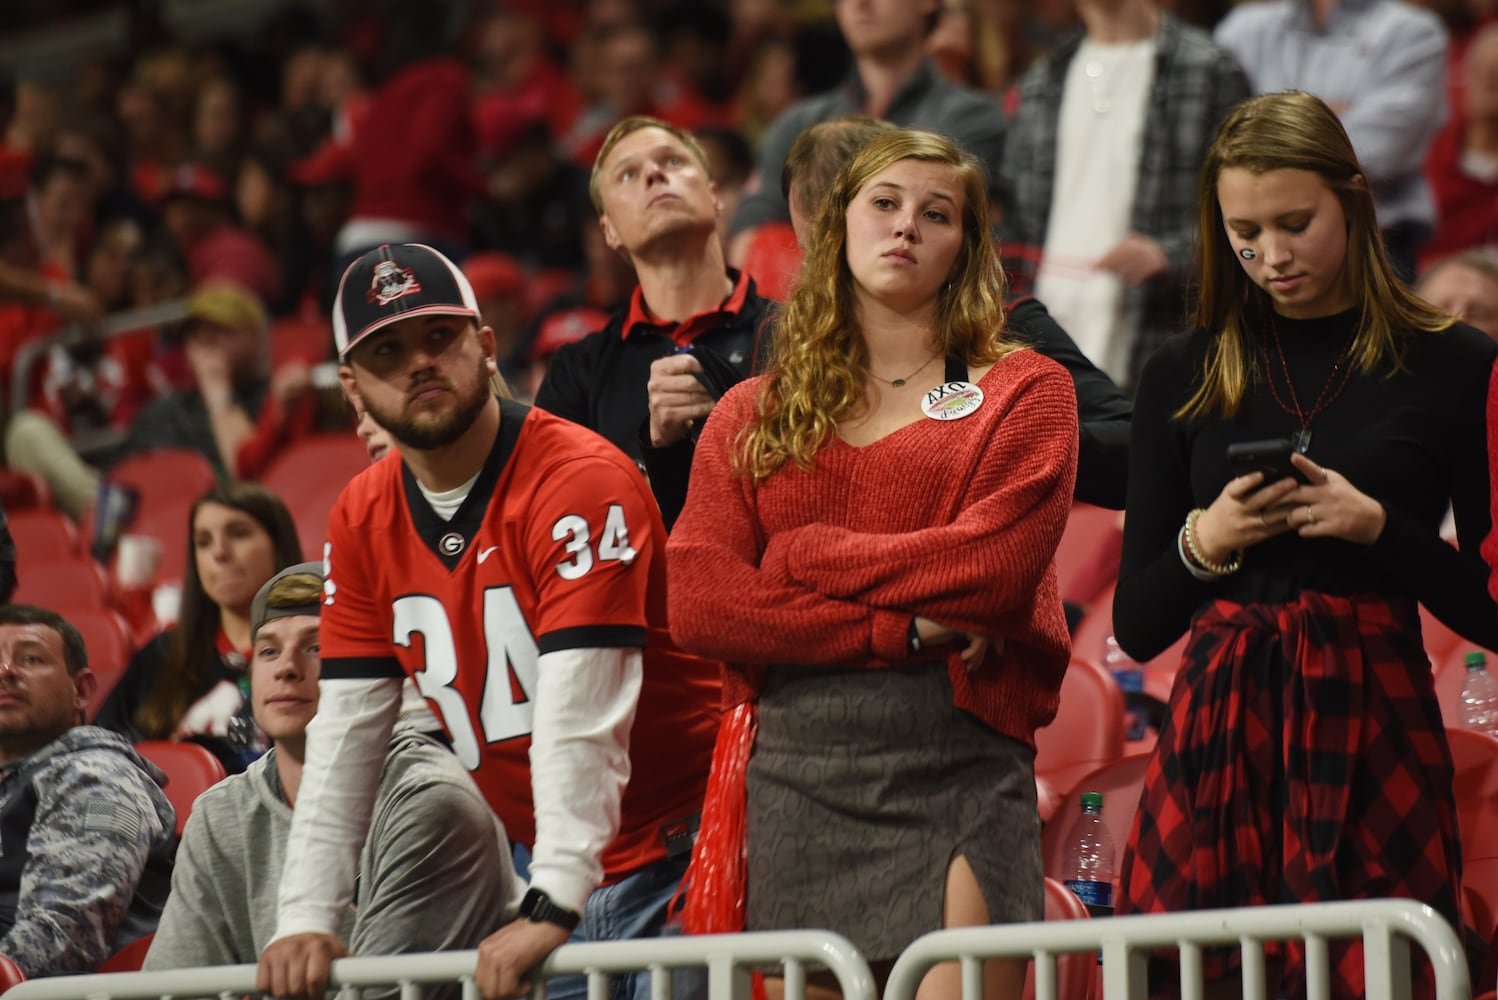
top-left (511, 846), bottom-right (705, 1000)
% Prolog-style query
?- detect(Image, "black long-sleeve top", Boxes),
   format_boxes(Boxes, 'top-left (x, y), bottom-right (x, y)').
top-left (1008, 297), bottom-right (1133, 509)
top-left (1115, 308), bottom-right (1498, 661)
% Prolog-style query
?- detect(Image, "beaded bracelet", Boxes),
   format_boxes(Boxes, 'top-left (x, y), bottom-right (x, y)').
top-left (1177, 525), bottom-right (1223, 581)
top-left (1182, 508), bottom-right (1243, 577)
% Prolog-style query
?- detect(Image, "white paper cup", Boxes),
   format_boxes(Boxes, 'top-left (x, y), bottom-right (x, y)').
top-left (151, 581), bottom-right (182, 628)
top-left (116, 534), bottom-right (163, 588)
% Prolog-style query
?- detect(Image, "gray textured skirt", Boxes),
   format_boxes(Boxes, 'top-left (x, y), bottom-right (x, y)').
top-left (744, 664), bottom-right (1043, 961)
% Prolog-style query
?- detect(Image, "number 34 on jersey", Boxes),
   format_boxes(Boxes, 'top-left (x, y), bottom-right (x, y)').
top-left (377, 503), bottom-right (639, 770)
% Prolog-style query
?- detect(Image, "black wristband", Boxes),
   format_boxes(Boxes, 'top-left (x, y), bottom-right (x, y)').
top-left (907, 619), bottom-right (921, 654)
top-left (519, 887), bottom-right (581, 931)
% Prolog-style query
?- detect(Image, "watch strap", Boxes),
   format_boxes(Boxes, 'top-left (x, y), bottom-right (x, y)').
top-left (519, 887), bottom-right (581, 931)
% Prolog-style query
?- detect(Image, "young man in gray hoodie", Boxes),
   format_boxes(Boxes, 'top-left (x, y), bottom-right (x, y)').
top-left (145, 562), bottom-right (518, 987)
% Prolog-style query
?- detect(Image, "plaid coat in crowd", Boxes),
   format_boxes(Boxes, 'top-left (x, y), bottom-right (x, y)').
top-left (998, 13), bottom-right (1250, 388)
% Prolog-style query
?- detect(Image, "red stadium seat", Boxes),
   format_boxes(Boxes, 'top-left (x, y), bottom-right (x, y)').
top-left (1022, 878), bottom-right (1096, 1000)
top-left (259, 433), bottom-right (371, 560)
top-left (1034, 658), bottom-right (1125, 819)
top-left (1055, 504), bottom-right (1124, 610)
top-left (98, 933), bottom-right (153, 973)
top-left (133, 740), bottom-right (227, 838)
top-left (1074, 581), bottom-right (1189, 682)
top-left (13, 556), bottom-right (109, 609)
top-left (1071, 584), bottom-right (1186, 753)
top-left (1071, 582), bottom-right (1118, 668)
top-left (69, 608), bottom-right (134, 720)
top-left (7, 507), bottom-right (80, 565)
top-left (739, 222), bottom-right (802, 303)
top-left (1448, 728), bottom-right (1498, 943)
top-left (0, 468), bottom-right (50, 511)
top-left (108, 449), bottom-right (218, 584)
top-left (269, 317), bottom-right (333, 368)
top-left (0, 953), bottom-right (23, 992)
top-left (1041, 753), bottom-right (1152, 897)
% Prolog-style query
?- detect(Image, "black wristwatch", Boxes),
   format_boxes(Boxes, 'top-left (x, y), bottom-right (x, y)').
top-left (519, 887), bottom-right (581, 931)
top-left (908, 619), bottom-right (922, 654)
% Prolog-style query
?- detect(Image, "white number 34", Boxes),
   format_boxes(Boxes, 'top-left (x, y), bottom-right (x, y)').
top-left (551, 504), bottom-right (636, 580)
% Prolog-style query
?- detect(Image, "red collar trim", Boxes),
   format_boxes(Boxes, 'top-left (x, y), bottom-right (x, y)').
top-left (216, 627), bottom-right (249, 671)
top-left (621, 270), bottom-right (750, 348)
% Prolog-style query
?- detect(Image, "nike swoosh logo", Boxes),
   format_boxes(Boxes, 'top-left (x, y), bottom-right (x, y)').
top-left (477, 546), bottom-right (499, 564)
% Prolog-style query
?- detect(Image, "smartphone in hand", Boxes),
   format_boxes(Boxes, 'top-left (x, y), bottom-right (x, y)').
top-left (1226, 438), bottom-right (1310, 484)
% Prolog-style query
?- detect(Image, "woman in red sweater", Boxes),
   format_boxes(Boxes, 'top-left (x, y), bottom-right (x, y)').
top-left (667, 129), bottom-right (1078, 999)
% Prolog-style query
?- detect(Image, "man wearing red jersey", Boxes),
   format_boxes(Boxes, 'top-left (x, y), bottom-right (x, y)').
top-left (256, 244), bottom-right (720, 1000)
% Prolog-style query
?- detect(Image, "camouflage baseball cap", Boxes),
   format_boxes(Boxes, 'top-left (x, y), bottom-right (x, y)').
top-left (250, 561), bottom-right (324, 640)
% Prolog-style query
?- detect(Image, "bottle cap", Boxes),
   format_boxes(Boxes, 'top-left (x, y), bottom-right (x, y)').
top-left (1081, 791), bottom-right (1104, 809)
top-left (1466, 651), bottom-right (1487, 669)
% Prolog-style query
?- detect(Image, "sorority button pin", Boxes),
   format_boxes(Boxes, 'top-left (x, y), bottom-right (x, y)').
top-left (922, 380), bottom-right (984, 421)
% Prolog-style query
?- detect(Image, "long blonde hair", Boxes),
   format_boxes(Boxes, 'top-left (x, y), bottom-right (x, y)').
top-left (1182, 90), bottom-right (1452, 421)
top-left (739, 129), bottom-right (1019, 481)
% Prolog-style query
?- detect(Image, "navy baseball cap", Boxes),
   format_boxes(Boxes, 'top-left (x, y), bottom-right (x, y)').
top-left (333, 244), bottom-right (481, 360)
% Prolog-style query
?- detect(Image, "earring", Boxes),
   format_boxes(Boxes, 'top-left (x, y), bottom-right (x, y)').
top-left (1239, 248), bottom-right (1256, 261)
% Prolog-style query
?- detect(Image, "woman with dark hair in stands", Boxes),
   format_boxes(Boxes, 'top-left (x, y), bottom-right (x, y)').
top-left (1115, 90), bottom-right (1498, 998)
top-left (96, 481), bottom-right (302, 772)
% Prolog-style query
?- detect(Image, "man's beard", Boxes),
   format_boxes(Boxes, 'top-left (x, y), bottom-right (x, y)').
top-left (363, 358), bottom-right (492, 452)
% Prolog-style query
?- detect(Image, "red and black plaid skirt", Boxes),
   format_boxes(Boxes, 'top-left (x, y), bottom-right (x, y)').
top-left (1118, 592), bottom-right (1463, 999)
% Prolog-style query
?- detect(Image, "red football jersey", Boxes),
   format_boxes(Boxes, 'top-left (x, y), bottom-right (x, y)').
top-left (321, 399), bottom-right (720, 881)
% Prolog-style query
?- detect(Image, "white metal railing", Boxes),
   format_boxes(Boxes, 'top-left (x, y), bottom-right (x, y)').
top-left (4, 930), bottom-right (877, 1000)
top-left (884, 899), bottom-right (1469, 1000)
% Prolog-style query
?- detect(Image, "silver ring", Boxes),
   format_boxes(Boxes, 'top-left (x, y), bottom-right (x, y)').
top-left (1305, 504), bottom-right (1316, 526)
top-left (1257, 510), bottom-right (1266, 528)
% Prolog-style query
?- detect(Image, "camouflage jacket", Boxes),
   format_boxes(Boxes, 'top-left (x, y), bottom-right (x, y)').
top-left (0, 727), bottom-right (175, 977)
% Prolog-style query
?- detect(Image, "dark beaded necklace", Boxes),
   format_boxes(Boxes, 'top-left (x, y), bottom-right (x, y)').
top-left (1263, 312), bottom-right (1357, 453)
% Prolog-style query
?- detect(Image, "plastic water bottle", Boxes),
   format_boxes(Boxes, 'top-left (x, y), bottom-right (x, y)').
top-left (1063, 791), bottom-right (1115, 916)
top-left (1460, 651), bottom-right (1498, 736)
top-left (1104, 635), bottom-right (1147, 742)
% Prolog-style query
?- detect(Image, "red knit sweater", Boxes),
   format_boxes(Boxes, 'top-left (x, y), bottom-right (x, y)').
top-left (667, 348), bottom-right (1078, 747)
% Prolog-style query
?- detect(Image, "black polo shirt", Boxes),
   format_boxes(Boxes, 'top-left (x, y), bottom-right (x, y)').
top-left (534, 269), bottom-right (773, 528)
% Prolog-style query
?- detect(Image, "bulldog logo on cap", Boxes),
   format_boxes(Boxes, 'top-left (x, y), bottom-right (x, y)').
top-left (368, 260), bottom-right (422, 307)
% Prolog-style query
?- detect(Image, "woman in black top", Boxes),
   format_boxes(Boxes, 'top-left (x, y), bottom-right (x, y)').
top-left (96, 482), bottom-right (302, 772)
top-left (1115, 91), bottom-right (1498, 998)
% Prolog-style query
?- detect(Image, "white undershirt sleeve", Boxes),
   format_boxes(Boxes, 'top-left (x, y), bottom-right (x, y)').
top-left (525, 647), bottom-right (642, 913)
top-left (269, 676), bottom-right (402, 941)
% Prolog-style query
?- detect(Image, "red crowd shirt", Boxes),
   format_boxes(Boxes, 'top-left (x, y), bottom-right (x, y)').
top-left (320, 400), bottom-right (720, 879)
top-left (1422, 123), bottom-right (1498, 269)
top-left (347, 57), bottom-right (484, 241)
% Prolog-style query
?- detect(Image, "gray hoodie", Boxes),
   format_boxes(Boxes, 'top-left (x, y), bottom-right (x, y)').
top-left (145, 730), bottom-right (517, 998)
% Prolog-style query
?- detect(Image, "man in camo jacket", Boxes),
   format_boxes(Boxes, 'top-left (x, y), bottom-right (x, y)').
top-left (0, 604), bottom-right (174, 977)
